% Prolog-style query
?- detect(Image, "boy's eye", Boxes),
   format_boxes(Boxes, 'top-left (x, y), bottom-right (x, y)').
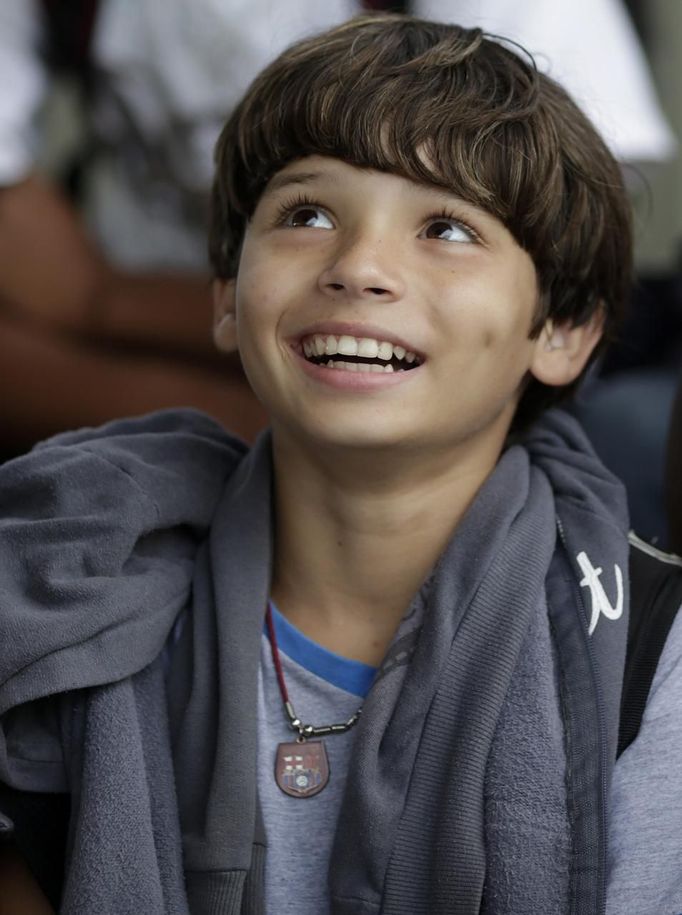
top-left (285, 206), bottom-right (334, 229)
top-left (423, 218), bottom-right (476, 243)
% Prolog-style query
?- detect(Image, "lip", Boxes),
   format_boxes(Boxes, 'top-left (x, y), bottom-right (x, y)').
top-left (291, 320), bottom-right (424, 358)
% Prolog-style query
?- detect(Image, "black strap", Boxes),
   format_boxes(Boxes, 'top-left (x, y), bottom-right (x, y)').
top-left (362, 1), bottom-right (409, 10)
top-left (38, 0), bottom-right (100, 200)
top-left (39, 0), bottom-right (99, 78)
top-left (617, 538), bottom-right (682, 757)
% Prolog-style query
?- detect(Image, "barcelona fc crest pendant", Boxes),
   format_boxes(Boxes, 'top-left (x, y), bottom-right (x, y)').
top-left (275, 740), bottom-right (330, 798)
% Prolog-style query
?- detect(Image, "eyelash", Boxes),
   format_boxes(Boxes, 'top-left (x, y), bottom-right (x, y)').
top-left (274, 192), bottom-right (328, 226)
top-left (426, 210), bottom-right (481, 243)
top-left (274, 193), bottom-right (481, 242)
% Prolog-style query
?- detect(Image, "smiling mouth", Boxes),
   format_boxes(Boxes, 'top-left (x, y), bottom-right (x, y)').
top-left (300, 334), bottom-right (423, 373)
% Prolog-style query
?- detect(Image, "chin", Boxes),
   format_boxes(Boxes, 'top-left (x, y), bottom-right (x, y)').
top-left (298, 412), bottom-right (428, 454)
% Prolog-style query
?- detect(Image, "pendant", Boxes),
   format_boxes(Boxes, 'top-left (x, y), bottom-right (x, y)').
top-left (275, 739), bottom-right (330, 798)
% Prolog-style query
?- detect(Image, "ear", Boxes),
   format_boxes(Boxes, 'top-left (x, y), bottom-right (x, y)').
top-left (212, 279), bottom-right (238, 354)
top-left (530, 309), bottom-right (605, 387)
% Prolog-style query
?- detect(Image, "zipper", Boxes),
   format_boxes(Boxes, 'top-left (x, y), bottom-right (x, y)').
top-left (556, 515), bottom-right (608, 915)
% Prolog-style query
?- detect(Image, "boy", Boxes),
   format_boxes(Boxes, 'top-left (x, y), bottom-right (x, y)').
top-left (0, 13), bottom-right (674, 915)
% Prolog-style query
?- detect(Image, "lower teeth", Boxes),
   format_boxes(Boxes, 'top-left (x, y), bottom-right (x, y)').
top-left (324, 360), bottom-right (395, 373)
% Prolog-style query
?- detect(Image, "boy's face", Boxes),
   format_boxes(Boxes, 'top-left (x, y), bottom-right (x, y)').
top-left (215, 156), bottom-right (592, 458)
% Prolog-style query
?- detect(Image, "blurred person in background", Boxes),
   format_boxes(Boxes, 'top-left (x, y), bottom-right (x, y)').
top-left (0, 0), bottom-right (673, 469)
top-left (0, 0), bottom-right (358, 452)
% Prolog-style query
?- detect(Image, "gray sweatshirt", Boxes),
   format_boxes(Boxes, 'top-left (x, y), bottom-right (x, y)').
top-left (0, 409), bottom-right (640, 914)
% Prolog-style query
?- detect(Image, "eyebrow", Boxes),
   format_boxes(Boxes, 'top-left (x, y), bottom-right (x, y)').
top-left (265, 170), bottom-right (329, 196)
top-left (419, 186), bottom-right (471, 207)
top-left (264, 167), bottom-right (484, 217)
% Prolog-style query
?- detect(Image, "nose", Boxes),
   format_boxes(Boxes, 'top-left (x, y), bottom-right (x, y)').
top-left (317, 231), bottom-right (405, 302)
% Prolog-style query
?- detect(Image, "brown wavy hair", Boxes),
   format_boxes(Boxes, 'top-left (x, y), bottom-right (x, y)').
top-left (209, 14), bottom-right (632, 427)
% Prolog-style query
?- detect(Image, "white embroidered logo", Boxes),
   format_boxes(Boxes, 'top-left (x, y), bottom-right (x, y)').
top-left (576, 551), bottom-right (624, 636)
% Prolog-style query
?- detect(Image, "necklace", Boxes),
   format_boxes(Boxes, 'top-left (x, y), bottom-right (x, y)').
top-left (265, 603), bottom-right (362, 798)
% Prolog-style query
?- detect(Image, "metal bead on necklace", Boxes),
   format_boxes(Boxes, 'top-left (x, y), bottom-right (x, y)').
top-left (266, 603), bottom-right (362, 798)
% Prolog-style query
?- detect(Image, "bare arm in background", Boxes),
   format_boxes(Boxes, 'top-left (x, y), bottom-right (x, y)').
top-left (0, 174), bottom-right (266, 449)
top-left (0, 844), bottom-right (54, 915)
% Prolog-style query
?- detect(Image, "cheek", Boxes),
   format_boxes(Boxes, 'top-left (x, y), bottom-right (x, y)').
top-left (235, 233), bottom-right (277, 306)
top-left (446, 300), bottom-right (532, 354)
top-left (235, 259), bottom-right (280, 334)
top-left (477, 275), bottom-right (538, 352)
top-left (438, 289), bottom-right (537, 384)
top-left (235, 251), bottom-right (266, 306)
top-left (480, 310), bottom-right (532, 350)
top-left (233, 263), bottom-right (289, 391)
top-left (236, 235), bottom-right (309, 323)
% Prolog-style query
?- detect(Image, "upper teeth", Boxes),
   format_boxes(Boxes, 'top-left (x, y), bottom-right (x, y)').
top-left (302, 334), bottom-right (418, 364)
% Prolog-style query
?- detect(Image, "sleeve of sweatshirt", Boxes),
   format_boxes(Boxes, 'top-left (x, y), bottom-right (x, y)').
top-left (0, 408), bottom-right (246, 774)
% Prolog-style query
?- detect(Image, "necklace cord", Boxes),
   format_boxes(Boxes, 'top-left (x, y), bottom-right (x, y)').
top-left (265, 602), bottom-right (290, 704)
top-left (265, 603), bottom-right (362, 738)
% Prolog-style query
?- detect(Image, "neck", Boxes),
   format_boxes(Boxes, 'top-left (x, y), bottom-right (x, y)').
top-left (270, 426), bottom-right (508, 664)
